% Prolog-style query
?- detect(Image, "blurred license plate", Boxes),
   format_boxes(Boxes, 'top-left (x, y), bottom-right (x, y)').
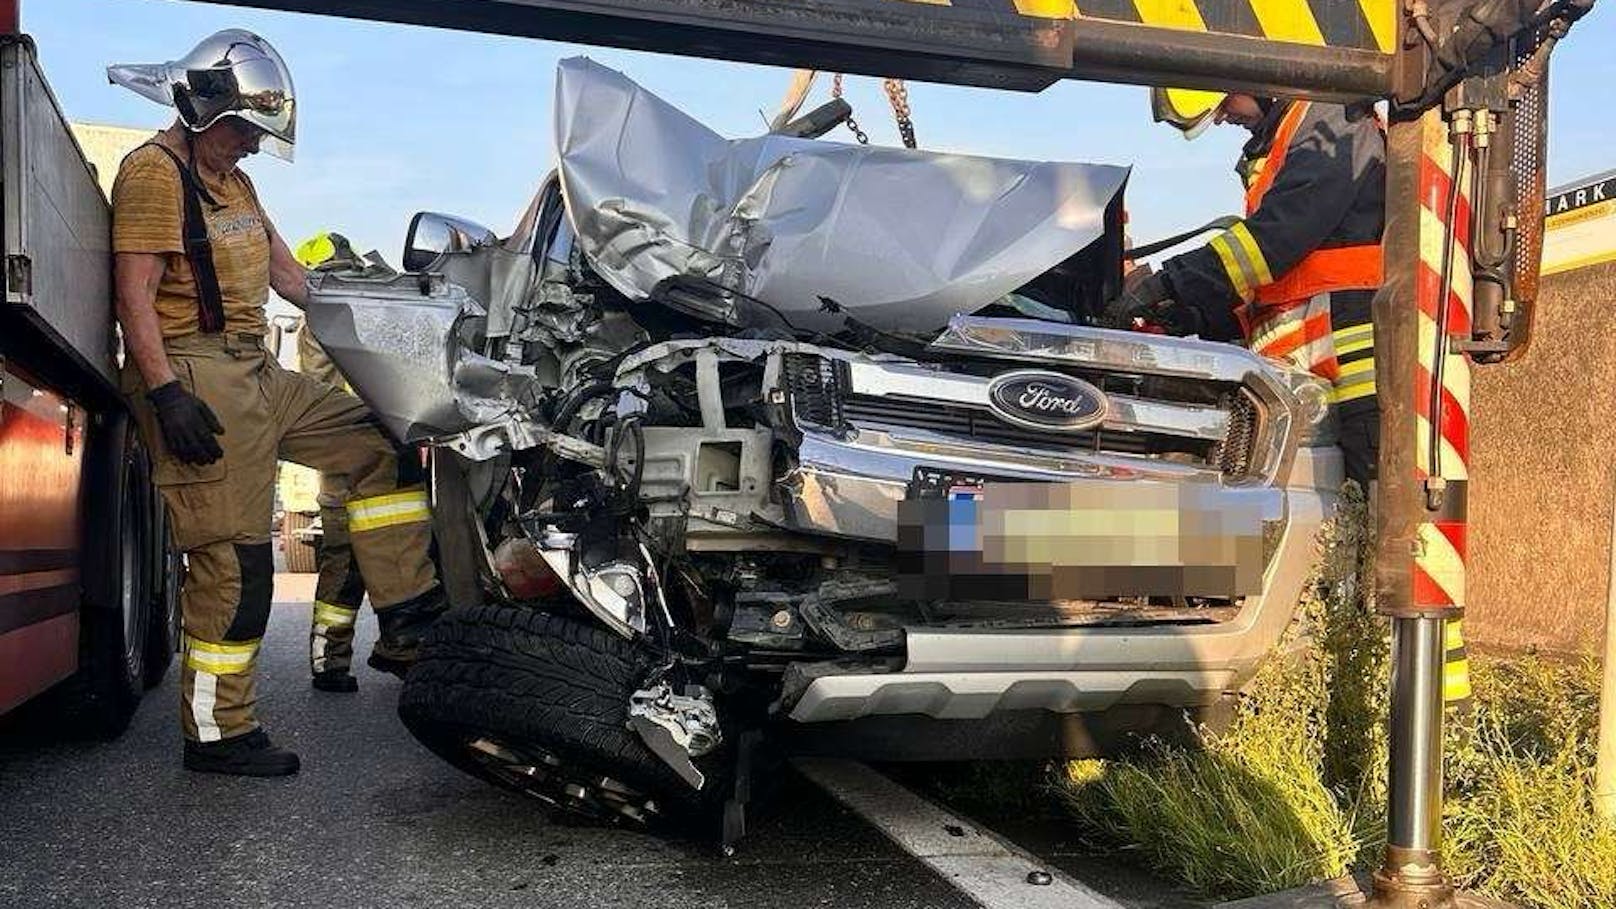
top-left (896, 478), bottom-right (1268, 600)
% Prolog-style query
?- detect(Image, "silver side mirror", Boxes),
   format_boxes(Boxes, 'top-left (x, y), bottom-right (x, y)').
top-left (403, 212), bottom-right (498, 273)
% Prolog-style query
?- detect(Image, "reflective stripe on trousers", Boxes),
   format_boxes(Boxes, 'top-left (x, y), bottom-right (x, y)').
top-left (347, 489), bottom-right (431, 533)
top-left (1249, 291), bottom-right (1376, 406)
top-left (183, 632), bottom-right (261, 743)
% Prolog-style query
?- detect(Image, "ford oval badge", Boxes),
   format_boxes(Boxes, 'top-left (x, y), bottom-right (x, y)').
top-left (985, 370), bottom-right (1108, 431)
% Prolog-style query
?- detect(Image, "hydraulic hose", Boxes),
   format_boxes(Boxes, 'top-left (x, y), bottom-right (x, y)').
top-left (1427, 125), bottom-right (1470, 505)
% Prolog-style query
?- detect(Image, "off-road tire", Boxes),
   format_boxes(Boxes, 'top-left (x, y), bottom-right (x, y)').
top-left (281, 512), bottom-right (318, 574)
top-left (398, 605), bottom-right (729, 824)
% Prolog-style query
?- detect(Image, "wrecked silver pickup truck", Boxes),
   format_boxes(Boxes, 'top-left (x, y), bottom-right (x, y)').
top-left (304, 58), bottom-right (1343, 830)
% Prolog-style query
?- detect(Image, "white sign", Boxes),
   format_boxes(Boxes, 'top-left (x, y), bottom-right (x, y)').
top-left (1541, 170), bottom-right (1616, 276)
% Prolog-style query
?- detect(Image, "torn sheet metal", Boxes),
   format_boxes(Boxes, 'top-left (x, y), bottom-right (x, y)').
top-left (627, 682), bottom-right (723, 789)
top-left (304, 272), bottom-right (535, 444)
top-left (555, 57), bottom-right (1129, 334)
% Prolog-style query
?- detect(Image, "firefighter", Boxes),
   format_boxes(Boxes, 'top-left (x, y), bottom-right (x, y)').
top-left (1101, 89), bottom-right (1384, 490)
top-left (293, 232), bottom-right (370, 694)
top-left (109, 30), bottom-right (446, 777)
top-left (1104, 91), bottom-right (1471, 711)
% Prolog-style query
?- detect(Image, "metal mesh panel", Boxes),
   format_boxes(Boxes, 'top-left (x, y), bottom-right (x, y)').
top-left (1213, 391), bottom-right (1259, 481)
top-left (784, 353), bottom-right (845, 429)
top-left (1510, 52), bottom-right (1549, 351)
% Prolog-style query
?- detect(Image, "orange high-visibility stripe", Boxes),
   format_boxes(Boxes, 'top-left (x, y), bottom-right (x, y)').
top-left (1256, 244), bottom-right (1383, 305)
top-left (1244, 102), bottom-right (1312, 211)
top-left (1236, 100), bottom-right (1383, 322)
top-left (1255, 307), bottom-right (1331, 360)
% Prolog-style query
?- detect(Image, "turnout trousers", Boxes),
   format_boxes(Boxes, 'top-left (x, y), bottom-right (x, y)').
top-left (125, 332), bottom-right (436, 743)
top-left (1246, 288), bottom-right (1379, 489)
top-left (310, 474), bottom-right (365, 676)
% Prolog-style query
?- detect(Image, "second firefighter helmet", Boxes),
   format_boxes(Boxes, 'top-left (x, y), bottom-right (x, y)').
top-left (107, 29), bottom-right (297, 161)
top-left (295, 232), bottom-right (356, 269)
top-left (1149, 87), bottom-right (1227, 140)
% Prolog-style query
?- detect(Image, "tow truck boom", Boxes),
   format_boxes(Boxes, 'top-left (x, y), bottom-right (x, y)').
top-left (207, 0), bottom-right (1397, 98)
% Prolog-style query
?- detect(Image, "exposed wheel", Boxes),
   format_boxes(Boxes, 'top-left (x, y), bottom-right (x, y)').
top-left (143, 521), bottom-right (181, 689)
top-left (55, 438), bottom-right (150, 738)
top-left (398, 605), bottom-right (729, 826)
top-left (281, 512), bottom-right (318, 573)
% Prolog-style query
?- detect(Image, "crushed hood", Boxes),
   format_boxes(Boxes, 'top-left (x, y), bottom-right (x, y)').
top-left (555, 57), bottom-right (1130, 334)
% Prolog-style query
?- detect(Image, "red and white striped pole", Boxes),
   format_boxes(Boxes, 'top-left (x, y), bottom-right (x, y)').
top-left (1370, 103), bottom-right (1477, 908)
top-left (1415, 107), bottom-right (1476, 714)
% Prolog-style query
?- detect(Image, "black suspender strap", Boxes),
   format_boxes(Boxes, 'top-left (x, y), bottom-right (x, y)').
top-left (143, 142), bottom-right (226, 334)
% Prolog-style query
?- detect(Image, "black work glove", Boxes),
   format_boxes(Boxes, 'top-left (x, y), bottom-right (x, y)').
top-left (148, 380), bottom-right (225, 466)
top-left (1100, 271), bottom-right (1173, 328)
top-left (1098, 271), bottom-right (1206, 336)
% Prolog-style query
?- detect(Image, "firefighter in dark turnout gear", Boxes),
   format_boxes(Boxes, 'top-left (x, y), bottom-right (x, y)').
top-left (1103, 91), bottom-right (1476, 708)
top-left (1103, 90), bottom-right (1385, 489)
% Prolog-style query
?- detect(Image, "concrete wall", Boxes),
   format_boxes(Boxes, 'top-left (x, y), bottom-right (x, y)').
top-left (67, 122), bottom-right (151, 199)
top-left (1468, 260), bottom-right (1616, 654)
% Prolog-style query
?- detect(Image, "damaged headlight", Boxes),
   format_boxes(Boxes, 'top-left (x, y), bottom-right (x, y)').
top-left (533, 532), bottom-right (650, 639)
top-left (1277, 367), bottom-right (1336, 447)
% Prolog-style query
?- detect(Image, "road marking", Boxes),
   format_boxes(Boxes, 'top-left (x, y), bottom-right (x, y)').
top-left (794, 758), bottom-right (1123, 909)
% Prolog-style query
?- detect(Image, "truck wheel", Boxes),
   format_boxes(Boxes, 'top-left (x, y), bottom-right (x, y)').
top-left (56, 442), bottom-right (150, 738)
top-left (281, 512), bottom-right (318, 573)
top-left (143, 526), bottom-right (182, 689)
top-left (398, 605), bottom-right (729, 826)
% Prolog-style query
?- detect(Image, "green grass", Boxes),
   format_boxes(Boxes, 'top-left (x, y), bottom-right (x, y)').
top-left (1444, 657), bottom-right (1616, 908)
top-left (1052, 488), bottom-right (1616, 908)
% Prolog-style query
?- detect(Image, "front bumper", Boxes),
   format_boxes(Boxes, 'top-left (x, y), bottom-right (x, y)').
top-left (788, 444), bottom-right (1342, 723)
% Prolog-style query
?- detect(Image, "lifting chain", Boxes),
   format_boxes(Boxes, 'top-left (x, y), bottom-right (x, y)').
top-left (883, 78), bottom-right (917, 149)
top-left (830, 73), bottom-right (870, 145)
top-left (830, 74), bottom-right (917, 148)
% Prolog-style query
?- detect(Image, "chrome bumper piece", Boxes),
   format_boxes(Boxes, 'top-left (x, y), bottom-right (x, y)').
top-left (787, 446), bottom-right (1343, 723)
top-left (781, 424), bottom-right (1279, 545)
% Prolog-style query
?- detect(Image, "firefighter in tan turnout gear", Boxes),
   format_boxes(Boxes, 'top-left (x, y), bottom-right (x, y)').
top-left (293, 231), bottom-right (374, 694)
top-left (109, 30), bottom-right (446, 777)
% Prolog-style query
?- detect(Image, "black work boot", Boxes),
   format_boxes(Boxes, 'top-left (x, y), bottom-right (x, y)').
top-left (367, 585), bottom-right (447, 678)
top-left (312, 669), bottom-right (359, 693)
top-left (183, 729), bottom-right (301, 777)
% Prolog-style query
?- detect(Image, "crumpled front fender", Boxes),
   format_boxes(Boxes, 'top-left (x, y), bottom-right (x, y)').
top-left (304, 271), bottom-right (535, 444)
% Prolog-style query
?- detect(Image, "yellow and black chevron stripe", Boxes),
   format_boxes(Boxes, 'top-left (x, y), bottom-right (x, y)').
top-left (894, 0), bottom-right (1396, 53)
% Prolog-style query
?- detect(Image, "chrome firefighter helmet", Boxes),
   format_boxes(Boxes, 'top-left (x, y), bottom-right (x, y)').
top-left (108, 29), bottom-right (296, 161)
top-left (1149, 86), bottom-right (1226, 140)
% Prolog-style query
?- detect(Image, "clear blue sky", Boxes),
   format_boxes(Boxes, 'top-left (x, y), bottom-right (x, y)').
top-left (27, 0), bottom-right (1614, 266)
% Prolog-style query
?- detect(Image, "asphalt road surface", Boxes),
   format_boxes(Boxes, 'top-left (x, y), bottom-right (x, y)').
top-left (0, 575), bottom-right (1194, 909)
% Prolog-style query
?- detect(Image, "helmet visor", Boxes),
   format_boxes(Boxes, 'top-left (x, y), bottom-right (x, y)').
top-left (1151, 87), bottom-right (1224, 140)
top-left (184, 50), bottom-right (296, 160)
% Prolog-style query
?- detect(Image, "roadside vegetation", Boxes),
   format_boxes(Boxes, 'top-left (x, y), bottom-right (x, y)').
top-left (1050, 489), bottom-right (1616, 908)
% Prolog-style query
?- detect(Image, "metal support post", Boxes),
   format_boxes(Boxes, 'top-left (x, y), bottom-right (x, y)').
top-left (1596, 475), bottom-right (1616, 818)
top-left (1368, 103), bottom-right (1472, 909)
top-left (1378, 617), bottom-right (1452, 900)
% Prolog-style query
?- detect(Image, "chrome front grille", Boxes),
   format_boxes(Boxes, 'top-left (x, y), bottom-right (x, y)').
top-left (785, 350), bottom-right (1264, 479)
top-left (841, 395), bottom-right (1162, 458)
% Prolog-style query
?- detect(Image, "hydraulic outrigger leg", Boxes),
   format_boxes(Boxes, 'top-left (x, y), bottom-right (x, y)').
top-left (1366, 3), bottom-right (1573, 902)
